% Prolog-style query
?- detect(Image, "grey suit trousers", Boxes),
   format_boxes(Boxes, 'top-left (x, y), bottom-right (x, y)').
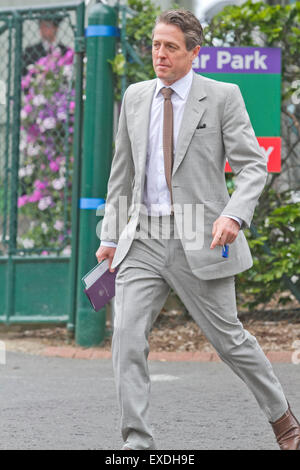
top-left (112, 214), bottom-right (288, 450)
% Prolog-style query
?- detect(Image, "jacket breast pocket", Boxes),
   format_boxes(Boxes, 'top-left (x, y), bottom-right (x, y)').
top-left (194, 126), bottom-right (218, 136)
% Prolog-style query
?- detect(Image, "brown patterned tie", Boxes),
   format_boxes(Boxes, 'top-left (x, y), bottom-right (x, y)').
top-left (161, 87), bottom-right (174, 207)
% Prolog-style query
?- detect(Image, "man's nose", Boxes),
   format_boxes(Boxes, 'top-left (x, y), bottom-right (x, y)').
top-left (157, 45), bottom-right (167, 57)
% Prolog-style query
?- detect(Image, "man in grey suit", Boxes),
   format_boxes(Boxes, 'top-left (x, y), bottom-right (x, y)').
top-left (96, 10), bottom-right (300, 450)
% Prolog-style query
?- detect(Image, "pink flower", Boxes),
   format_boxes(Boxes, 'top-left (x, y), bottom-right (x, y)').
top-left (38, 196), bottom-right (53, 211)
top-left (57, 49), bottom-right (74, 67)
top-left (21, 76), bottom-right (31, 90)
top-left (24, 104), bottom-right (33, 114)
top-left (27, 124), bottom-right (39, 143)
top-left (52, 48), bottom-right (62, 59)
top-left (28, 88), bottom-right (34, 100)
top-left (28, 66), bottom-right (38, 75)
top-left (28, 189), bottom-right (42, 203)
top-left (49, 161), bottom-right (59, 172)
top-left (18, 195), bottom-right (29, 207)
top-left (34, 180), bottom-right (48, 190)
top-left (48, 59), bottom-right (57, 72)
top-left (69, 102), bottom-right (75, 112)
top-left (36, 56), bottom-right (48, 67)
top-left (54, 220), bottom-right (64, 231)
top-left (64, 49), bottom-right (74, 63)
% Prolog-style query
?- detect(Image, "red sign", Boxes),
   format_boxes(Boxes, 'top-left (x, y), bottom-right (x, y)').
top-left (225, 137), bottom-right (281, 173)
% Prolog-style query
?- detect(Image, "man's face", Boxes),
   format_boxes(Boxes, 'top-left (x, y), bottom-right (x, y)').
top-left (39, 21), bottom-right (58, 43)
top-left (152, 22), bottom-right (200, 85)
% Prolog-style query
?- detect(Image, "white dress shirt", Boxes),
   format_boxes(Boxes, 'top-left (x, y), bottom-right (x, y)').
top-left (101, 69), bottom-right (242, 247)
top-left (42, 39), bottom-right (58, 53)
top-left (143, 68), bottom-right (194, 215)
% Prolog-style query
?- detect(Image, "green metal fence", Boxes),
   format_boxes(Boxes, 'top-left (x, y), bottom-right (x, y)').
top-left (0, 2), bottom-right (85, 327)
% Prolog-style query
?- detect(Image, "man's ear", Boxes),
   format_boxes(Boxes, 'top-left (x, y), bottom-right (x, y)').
top-left (192, 45), bottom-right (201, 60)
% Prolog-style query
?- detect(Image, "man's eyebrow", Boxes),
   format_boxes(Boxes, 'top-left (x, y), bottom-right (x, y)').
top-left (152, 40), bottom-right (179, 47)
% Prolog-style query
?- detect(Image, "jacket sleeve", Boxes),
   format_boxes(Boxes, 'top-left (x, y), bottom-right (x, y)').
top-left (220, 84), bottom-right (268, 229)
top-left (99, 87), bottom-right (135, 244)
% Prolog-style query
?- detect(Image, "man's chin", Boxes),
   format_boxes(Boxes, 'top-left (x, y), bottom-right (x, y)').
top-left (155, 69), bottom-right (172, 80)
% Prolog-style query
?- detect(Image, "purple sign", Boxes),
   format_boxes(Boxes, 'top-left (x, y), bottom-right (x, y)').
top-left (192, 47), bottom-right (281, 74)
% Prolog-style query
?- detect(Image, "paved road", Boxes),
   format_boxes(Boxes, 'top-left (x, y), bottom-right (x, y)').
top-left (1, 351), bottom-right (299, 450)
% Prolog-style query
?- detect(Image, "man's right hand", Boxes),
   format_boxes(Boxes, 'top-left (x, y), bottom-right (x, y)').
top-left (95, 245), bottom-right (116, 272)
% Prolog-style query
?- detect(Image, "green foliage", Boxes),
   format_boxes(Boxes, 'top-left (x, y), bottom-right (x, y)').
top-left (238, 193), bottom-right (300, 308)
top-left (205, 0), bottom-right (300, 100)
top-left (205, 1), bottom-right (300, 307)
top-left (109, 53), bottom-right (126, 76)
top-left (110, 0), bottom-right (161, 100)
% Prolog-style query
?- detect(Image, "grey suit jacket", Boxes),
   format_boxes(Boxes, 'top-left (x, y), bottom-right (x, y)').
top-left (100, 72), bottom-right (268, 280)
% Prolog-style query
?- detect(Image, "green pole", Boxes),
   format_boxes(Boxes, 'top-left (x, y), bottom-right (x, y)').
top-left (120, 5), bottom-right (127, 99)
top-left (67, 1), bottom-right (85, 339)
top-left (75, 2), bottom-right (117, 347)
top-left (6, 12), bottom-right (22, 324)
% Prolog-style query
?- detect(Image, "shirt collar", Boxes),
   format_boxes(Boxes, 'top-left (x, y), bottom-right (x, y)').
top-left (155, 68), bottom-right (194, 100)
top-left (42, 39), bottom-right (58, 52)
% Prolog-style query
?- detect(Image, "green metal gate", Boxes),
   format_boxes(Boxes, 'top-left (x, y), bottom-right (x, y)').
top-left (0, 2), bottom-right (85, 331)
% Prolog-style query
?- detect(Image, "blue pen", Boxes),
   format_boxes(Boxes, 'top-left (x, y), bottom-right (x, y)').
top-left (222, 244), bottom-right (229, 258)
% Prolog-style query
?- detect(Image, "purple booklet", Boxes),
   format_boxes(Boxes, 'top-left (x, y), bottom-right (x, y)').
top-left (82, 259), bottom-right (118, 312)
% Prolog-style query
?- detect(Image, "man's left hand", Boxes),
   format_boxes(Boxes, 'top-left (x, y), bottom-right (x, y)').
top-left (210, 216), bottom-right (240, 249)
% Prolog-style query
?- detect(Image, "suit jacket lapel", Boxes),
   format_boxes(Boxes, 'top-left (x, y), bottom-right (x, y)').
top-left (133, 80), bottom-right (156, 194)
top-left (172, 73), bottom-right (207, 176)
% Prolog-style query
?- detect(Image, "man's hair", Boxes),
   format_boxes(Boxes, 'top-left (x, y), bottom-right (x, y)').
top-left (39, 16), bottom-right (63, 27)
top-left (153, 9), bottom-right (204, 50)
